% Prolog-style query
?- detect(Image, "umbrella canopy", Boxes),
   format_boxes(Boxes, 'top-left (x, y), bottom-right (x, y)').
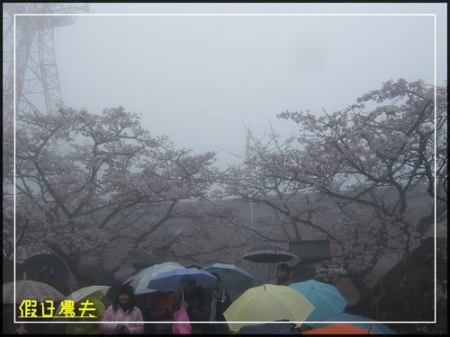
top-left (302, 323), bottom-right (374, 334)
top-left (223, 284), bottom-right (315, 333)
top-left (238, 322), bottom-right (298, 334)
top-left (126, 262), bottom-right (185, 295)
top-left (147, 267), bottom-right (217, 292)
top-left (55, 285), bottom-right (109, 320)
top-left (315, 313), bottom-right (397, 334)
top-left (242, 246), bottom-right (300, 263)
top-left (66, 285), bottom-right (110, 303)
top-left (22, 254), bottom-right (70, 281)
top-left (289, 280), bottom-right (347, 321)
top-left (202, 262), bottom-right (253, 293)
top-left (3, 279), bottom-right (66, 303)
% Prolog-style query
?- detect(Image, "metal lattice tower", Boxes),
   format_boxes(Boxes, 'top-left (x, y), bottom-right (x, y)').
top-left (2, 3), bottom-right (89, 130)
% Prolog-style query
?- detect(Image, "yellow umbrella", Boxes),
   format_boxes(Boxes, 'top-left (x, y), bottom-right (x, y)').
top-left (55, 285), bottom-right (108, 318)
top-left (66, 285), bottom-right (110, 303)
top-left (223, 284), bottom-right (315, 332)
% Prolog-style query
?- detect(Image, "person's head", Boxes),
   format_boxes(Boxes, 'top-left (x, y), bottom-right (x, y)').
top-left (209, 272), bottom-right (221, 291)
top-left (276, 263), bottom-right (291, 280)
top-left (180, 276), bottom-right (197, 295)
top-left (113, 284), bottom-right (136, 312)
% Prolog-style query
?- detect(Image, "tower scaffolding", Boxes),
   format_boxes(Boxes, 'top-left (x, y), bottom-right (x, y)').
top-left (2, 2), bottom-right (89, 210)
top-left (2, 3), bottom-right (89, 130)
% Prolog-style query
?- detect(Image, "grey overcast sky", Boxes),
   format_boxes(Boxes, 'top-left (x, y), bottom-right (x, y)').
top-left (51, 3), bottom-right (447, 169)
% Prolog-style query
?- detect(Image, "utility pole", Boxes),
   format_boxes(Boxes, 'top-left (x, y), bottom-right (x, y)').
top-left (245, 133), bottom-right (255, 248)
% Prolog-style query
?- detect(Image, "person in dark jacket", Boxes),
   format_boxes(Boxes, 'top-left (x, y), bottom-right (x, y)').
top-left (203, 273), bottom-right (232, 334)
top-left (180, 276), bottom-right (211, 335)
top-left (141, 297), bottom-right (158, 335)
top-left (148, 291), bottom-right (180, 334)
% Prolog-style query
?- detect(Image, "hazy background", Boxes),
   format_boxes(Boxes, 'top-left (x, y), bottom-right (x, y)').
top-left (53, 3), bottom-right (447, 169)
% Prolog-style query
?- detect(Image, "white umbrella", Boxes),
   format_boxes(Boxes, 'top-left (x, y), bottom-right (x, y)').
top-left (127, 262), bottom-right (185, 294)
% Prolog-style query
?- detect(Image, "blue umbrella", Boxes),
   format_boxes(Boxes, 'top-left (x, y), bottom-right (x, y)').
top-left (314, 313), bottom-right (398, 334)
top-left (202, 262), bottom-right (253, 293)
top-left (289, 279), bottom-right (347, 321)
top-left (147, 267), bottom-right (217, 292)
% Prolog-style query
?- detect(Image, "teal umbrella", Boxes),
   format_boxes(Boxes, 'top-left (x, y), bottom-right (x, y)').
top-left (289, 279), bottom-right (347, 321)
top-left (202, 262), bottom-right (253, 293)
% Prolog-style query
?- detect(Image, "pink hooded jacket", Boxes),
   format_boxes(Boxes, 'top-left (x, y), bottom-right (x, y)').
top-left (99, 305), bottom-right (144, 334)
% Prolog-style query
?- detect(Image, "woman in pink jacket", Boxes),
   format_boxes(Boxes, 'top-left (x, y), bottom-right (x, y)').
top-left (100, 284), bottom-right (144, 334)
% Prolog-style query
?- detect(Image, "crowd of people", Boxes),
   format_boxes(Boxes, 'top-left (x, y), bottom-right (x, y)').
top-left (98, 265), bottom-right (290, 335)
top-left (97, 273), bottom-right (233, 335)
top-left (5, 263), bottom-right (292, 335)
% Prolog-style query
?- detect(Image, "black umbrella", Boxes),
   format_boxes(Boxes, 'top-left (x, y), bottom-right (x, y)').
top-left (242, 246), bottom-right (300, 263)
top-left (242, 246), bottom-right (300, 283)
top-left (22, 254), bottom-right (70, 280)
top-left (22, 254), bottom-right (70, 282)
top-left (21, 253), bottom-right (73, 294)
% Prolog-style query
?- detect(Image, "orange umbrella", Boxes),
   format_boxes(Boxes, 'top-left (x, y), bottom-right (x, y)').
top-left (302, 323), bottom-right (374, 334)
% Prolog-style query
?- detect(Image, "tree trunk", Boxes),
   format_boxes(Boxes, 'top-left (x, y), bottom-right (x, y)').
top-left (349, 275), bottom-right (370, 299)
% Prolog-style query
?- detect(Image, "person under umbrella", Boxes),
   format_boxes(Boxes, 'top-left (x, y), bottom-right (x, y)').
top-left (276, 263), bottom-right (292, 286)
top-left (3, 278), bottom-right (66, 334)
top-left (145, 291), bottom-right (180, 334)
top-left (62, 289), bottom-right (106, 335)
top-left (204, 272), bottom-right (232, 335)
top-left (99, 284), bottom-right (144, 334)
top-left (179, 276), bottom-right (211, 335)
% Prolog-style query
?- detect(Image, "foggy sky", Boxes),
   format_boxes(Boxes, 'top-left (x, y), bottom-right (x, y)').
top-left (51, 3), bottom-right (447, 169)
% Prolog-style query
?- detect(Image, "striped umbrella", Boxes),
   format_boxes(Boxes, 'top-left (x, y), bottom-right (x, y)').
top-left (3, 279), bottom-right (66, 303)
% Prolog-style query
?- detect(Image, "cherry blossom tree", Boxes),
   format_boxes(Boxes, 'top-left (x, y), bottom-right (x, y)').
top-left (221, 79), bottom-right (447, 296)
top-left (4, 106), bottom-right (221, 279)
